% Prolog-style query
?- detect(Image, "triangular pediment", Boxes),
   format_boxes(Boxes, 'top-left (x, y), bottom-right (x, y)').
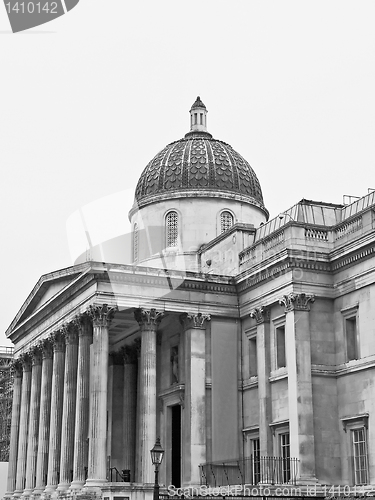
top-left (6, 262), bottom-right (91, 337)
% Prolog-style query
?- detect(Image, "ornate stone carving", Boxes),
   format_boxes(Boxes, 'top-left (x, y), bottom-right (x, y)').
top-left (134, 308), bottom-right (164, 329)
top-left (50, 330), bottom-right (66, 352)
top-left (279, 293), bottom-right (315, 312)
top-left (10, 358), bottom-right (23, 377)
top-left (87, 304), bottom-right (118, 327)
top-left (29, 346), bottom-right (42, 366)
top-left (19, 353), bottom-right (32, 372)
top-left (38, 338), bottom-right (53, 359)
top-left (73, 313), bottom-right (92, 337)
top-left (121, 345), bottom-right (138, 364)
top-left (180, 312), bottom-right (211, 330)
top-left (249, 306), bottom-right (270, 324)
top-left (63, 322), bottom-right (79, 345)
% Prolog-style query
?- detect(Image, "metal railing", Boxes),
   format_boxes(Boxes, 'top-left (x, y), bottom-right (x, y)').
top-left (200, 456), bottom-right (299, 487)
top-left (109, 467), bottom-right (131, 482)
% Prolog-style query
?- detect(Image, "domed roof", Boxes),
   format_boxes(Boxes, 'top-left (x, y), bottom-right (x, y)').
top-left (132, 98), bottom-right (267, 216)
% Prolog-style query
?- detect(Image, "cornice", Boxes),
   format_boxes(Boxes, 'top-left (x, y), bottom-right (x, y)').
top-left (198, 223), bottom-right (255, 254)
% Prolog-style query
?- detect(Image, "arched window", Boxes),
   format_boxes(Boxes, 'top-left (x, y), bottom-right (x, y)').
top-left (133, 223), bottom-right (139, 263)
top-left (220, 211), bottom-right (234, 234)
top-left (166, 211), bottom-right (179, 247)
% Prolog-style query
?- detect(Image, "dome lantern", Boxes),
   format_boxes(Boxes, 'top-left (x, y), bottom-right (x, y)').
top-left (189, 96), bottom-right (208, 133)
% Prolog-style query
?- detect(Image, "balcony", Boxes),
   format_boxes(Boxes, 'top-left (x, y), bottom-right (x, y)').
top-left (199, 456), bottom-right (299, 487)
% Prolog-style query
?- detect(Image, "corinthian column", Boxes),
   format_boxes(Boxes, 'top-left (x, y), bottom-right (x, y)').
top-left (85, 304), bottom-right (117, 488)
top-left (44, 331), bottom-right (66, 493)
top-left (122, 345), bottom-right (138, 482)
top-left (34, 339), bottom-right (53, 493)
top-left (279, 292), bottom-right (317, 483)
top-left (249, 306), bottom-right (272, 458)
top-left (14, 354), bottom-right (32, 496)
top-left (70, 314), bottom-right (92, 490)
top-left (24, 348), bottom-right (43, 495)
top-left (134, 308), bottom-right (164, 484)
top-left (58, 323), bottom-right (79, 491)
top-left (180, 313), bottom-right (210, 487)
top-left (5, 361), bottom-right (23, 497)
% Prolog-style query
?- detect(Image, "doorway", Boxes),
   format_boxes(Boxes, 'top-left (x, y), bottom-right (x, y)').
top-left (171, 405), bottom-right (181, 487)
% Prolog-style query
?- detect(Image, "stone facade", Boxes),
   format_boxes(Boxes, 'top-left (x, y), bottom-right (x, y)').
top-left (4, 99), bottom-right (375, 500)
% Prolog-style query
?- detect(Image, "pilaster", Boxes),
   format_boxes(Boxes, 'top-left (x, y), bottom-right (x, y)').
top-left (85, 304), bottom-right (117, 489)
top-left (180, 312), bottom-right (211, 487)
top-left (134, 308), bottom-right (164, 484)
top-left (249, 306), bottom-right (272, 457)
top-left (279, 292), bottom-right (317, 483)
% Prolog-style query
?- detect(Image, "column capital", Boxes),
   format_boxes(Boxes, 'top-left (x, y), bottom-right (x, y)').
top-left (121, 345), bottom-right (138, 364)
top-left (62, 322), bottom-right (79, 345)
top-left (88, 303), bottom-right (118, 327)
top-left (180, 312), bottom-right (211, 330)
top-left (50, 330), bottom-right (66, 352)
top-left (134, 308), bottom-right (164, 330)
top-left (250, 306), bottom-right (271, 324)
top-left (279, 292), bottom-right (315, 312)
top-left (10, 359), bottom-right (23, 377)
top-left (74, 313), bottom-right (93, 337)
top-left (39, 338), bottom-right (54, 359)
top-left (30, 346), bottom-right (43, 366)
top-left (19, 353), bottom-right (32, 372)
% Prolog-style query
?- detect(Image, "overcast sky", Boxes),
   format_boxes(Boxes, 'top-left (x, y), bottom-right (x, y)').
top-left (1, 0), bottom-right (375, 354)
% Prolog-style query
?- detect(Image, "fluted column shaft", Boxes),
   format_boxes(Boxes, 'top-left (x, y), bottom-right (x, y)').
top-left (15, 356), bottom-right (32, 495)
top-left (45, 332), bottom-right (66, 492)
top-left (24, 350), bottom-right (43, 494)
top-left (122, 346), bottom-right (138, 482)
top-left (180, 313), bottom-right (210, 487)
top-left (34, 340), bottom-right (53, 492)
top-left (134, 308), bottom-right (164, 484)
top-left (5, 362), bottom-right (23, 495)
top-left (71, 315), bottom-right (92, 489)
top-left (58, 324), bottom-right (79, 490)
top-left (86, 304), bottom-right (117, 488)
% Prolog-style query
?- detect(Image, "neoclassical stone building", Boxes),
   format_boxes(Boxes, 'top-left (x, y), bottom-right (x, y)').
top-left (4, 97), bottom-right (375, 500)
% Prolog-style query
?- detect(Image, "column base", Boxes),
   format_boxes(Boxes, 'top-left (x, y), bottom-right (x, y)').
top-left (82, 479), bottom-right (108, 491)
top-left (43, 485), bottom-right (57, 495)
top-left (56, 483), bottom-right (71, 492)
top-left (69, 480), bottom-right (85, 491)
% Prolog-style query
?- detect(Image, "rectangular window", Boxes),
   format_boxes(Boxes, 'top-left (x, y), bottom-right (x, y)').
top-left (276, 325), bottom-right (286, 368)
top-left (352, 428), bottom-right (368, 485)
top-left (279, 432), bottom-right (290, 483)
top-left (200, 113), bottom-right (203, 124)
top-left (251, 438), bottom-right (260, 484)
top-left (346, 316), bottom-right (358, 361)
top-left (194, 113), bottom-right (197, 124)
top-left (249, 337), bottom-right (257, 377)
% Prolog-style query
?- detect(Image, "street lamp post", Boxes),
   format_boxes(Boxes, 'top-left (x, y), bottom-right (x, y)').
top-left (150, 438), bottom-right (165, 500)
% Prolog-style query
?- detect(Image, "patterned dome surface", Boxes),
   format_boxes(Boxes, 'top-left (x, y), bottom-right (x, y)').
top-left (134, 132), bottom-right (265, 209)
